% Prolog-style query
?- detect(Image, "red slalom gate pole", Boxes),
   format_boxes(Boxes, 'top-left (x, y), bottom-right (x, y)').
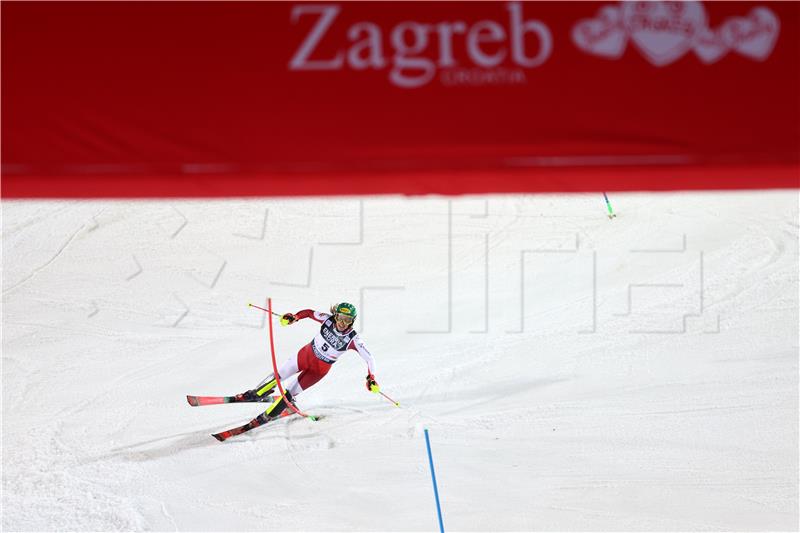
top-left (265, 298), bottom-right (317, 421)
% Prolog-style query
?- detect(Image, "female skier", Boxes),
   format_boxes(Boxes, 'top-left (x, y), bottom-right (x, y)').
top-left (238, 302), bottom-right (379, 423)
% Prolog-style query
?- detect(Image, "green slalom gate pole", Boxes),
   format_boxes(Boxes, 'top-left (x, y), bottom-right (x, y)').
top-left (603, 192), bottom-right (617, 219)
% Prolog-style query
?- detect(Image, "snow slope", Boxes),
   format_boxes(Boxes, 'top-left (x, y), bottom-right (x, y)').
top-left (2, 191), bottom-right (798, 531)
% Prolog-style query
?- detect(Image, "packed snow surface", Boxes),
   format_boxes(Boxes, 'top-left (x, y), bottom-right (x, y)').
top-left (2, 191), bottom-right (798, 531)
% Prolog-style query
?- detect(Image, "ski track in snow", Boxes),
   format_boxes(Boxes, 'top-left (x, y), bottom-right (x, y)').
top-left (2, 221), bottom-right (87, 295)
top-left (2, 192), bottom-right (798, 531)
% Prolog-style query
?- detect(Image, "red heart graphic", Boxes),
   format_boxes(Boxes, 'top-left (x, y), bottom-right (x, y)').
top-left (720, 7), bottom-right (780, 61)
top-left (572, 5), bottom-right (627, 59)
top-left (622, 1), bottom-right (708, 66)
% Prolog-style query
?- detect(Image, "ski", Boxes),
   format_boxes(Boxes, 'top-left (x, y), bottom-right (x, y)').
top-left (186, 394), bottom-right (275, 406)
top-left (212, 415), bottom-right (268, 441)
top-left (212, 409), bottom-right (298, 442)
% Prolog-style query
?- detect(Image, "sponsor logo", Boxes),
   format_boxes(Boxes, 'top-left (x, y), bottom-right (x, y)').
top-left (321, 324), bottom-right (349, 349)
top-left (572, 2), bottom-right (780, 66)
top-left (288, 2), bottom-right (552, 88)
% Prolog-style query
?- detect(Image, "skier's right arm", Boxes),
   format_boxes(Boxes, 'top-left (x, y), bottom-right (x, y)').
top-left (280, 309), bottom-right (329, 325)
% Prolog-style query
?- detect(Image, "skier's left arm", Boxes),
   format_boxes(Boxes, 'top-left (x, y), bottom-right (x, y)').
top-left (281, 309), bottom-right (329, 325)
top-left (349, 335), bottom-right (379, 393)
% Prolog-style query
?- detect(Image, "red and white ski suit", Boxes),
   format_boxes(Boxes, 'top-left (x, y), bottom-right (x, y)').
top-left (276, 309), bottom-right (376, 397)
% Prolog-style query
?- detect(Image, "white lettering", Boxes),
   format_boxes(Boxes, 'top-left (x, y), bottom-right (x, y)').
top-left (390, 22), bottom-right (436, 89)
top-left (289, 4), bottom-right (344, 70)
top-left (467, 20), bottom-right (507, 67)
top-left (435, 21), bottom-right (467, 67)
top-left (287, 2), bottom-right (554, 88)
top-left (347, 22), bottom-right (386, 69)
top-left (507, 2), bottom-right (552, 68)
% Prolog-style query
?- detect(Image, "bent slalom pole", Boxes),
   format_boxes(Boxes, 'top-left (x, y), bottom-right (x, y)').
top-left (263, 298), bottom-right (317, 421)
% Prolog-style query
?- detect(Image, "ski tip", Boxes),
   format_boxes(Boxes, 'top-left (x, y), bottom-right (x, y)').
top-left (186, 395), bottom-right (199, 406)
top-left (212, 432), bottom-right (228, 442)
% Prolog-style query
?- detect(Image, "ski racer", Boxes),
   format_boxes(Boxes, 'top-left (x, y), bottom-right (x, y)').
top-left (239, 302), bottom-right (379, 424)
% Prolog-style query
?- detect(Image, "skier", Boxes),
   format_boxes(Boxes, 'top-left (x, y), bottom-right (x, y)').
top-left (238, 302), bottom-right (379, 424)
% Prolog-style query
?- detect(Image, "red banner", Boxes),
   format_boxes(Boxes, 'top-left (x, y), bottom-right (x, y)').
top-left (2, 1), bottom-right (798, 197)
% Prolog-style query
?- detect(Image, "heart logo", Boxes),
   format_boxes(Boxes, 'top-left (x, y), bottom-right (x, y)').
top-left (621, 1), bottom-right (708, 66)
top-left (571, 5), bottom-right (627, 59)
top-left (693, 26), bottom-right (728, 64)
top-left (720, 7), bottom-right (780, 61)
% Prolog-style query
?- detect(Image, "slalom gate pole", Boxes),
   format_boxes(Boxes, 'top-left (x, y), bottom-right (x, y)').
top-left (602, 192), bottom-right (616, 218)
top-left (265, 298), bottom-right (317, 421)
top-left (424, 428), bottom-right (445, 533)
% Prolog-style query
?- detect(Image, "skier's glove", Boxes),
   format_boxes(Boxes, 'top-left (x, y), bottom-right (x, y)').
top-left (366, 373), bottom-right (380, 393)
top-left (280, 313), bottom-right (297, 326)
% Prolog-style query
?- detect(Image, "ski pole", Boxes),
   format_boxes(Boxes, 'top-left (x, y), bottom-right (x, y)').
top-left (248, 303), bottom-right (282, 317)
top-left (376, 390), bottom-right (400, 407)
top-left (602, 192), bottom-right (617, 219)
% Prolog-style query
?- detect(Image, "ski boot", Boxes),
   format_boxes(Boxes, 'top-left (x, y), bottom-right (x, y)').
top-left (233, 390), bottom-right (258, 402)
top-left (236, 377), bottom-right (277, 402)
top-left (255, 391), bottom-right (294, 424)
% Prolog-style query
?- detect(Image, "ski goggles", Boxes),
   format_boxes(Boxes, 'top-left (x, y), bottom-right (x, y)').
top-left (334, 313), bottom-right (354, 326)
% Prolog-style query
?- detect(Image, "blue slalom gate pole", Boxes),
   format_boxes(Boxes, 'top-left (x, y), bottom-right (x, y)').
top-left (424, 428), bottom-right (445, 533)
